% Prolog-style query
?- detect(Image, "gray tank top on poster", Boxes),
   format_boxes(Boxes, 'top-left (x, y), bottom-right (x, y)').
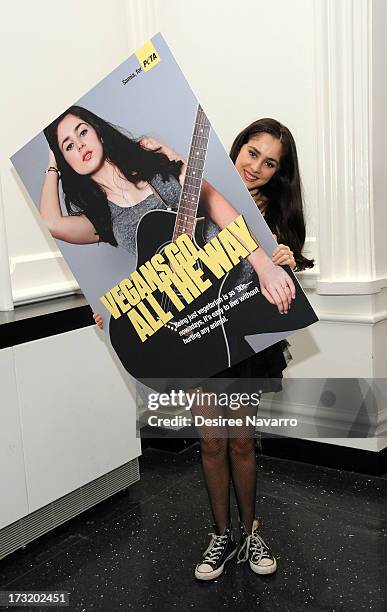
top-left (107, 171), bottom-right (254, 285)
top-left (107, 173), bottom-right (180, 256)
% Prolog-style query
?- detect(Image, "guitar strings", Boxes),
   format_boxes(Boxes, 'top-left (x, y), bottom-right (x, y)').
top-left (160, 107), bottom-right (210, 325)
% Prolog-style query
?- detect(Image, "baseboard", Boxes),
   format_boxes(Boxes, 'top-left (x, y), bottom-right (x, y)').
top-left (0, 458), bottom-right (140, 561)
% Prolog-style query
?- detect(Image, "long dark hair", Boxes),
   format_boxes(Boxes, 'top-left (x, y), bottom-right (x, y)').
top-left (230, 118), bottom-right (314, 271)
top-left (44, 106), bottom-right (183, 246)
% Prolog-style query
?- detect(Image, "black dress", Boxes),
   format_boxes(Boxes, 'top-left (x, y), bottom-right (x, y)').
top-left (209, 338), bottom-right (291, 394)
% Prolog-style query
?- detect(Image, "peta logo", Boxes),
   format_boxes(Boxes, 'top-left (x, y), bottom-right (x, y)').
top-left (142, 52), bottom-right (158, 69)
top-left (135, 41), bottom-right (160, 73)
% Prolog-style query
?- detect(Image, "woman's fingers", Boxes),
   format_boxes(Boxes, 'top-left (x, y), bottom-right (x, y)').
top-left (93, 312), bottom-right (104, 329)
top-left (260, 287), bottom-right (275, 305)
top-left (262, 270), bottom-right (296, 313)
top-left (280, 283), bottom-right (292, 311)
top-left (285, 274), bottom-right (296, 300)
top-left (48, 148), bottom-right (57, 166)
top-left (273, 285), bottom-right (289, 313)
top-left (272, 244), bottom-right (291, 262)
top-left (273, 243), bottom-right (289, 253)
top-left (264, 282), bottom-right (288, 313)
top-left (272, 245), bottom-right (295, 268)
top-left (272, 253), bottom-right (286, 265)
top-left (273, 253), bottom-right (292, 266)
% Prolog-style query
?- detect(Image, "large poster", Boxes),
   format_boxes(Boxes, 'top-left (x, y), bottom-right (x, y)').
top-left (11, 33), bottom-right (317, 389)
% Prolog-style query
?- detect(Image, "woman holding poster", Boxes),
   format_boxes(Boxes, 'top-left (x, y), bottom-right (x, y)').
top-left (191, 118), bottom-right (314, 581)
top-left (90, 116), bottom-right (314, 580)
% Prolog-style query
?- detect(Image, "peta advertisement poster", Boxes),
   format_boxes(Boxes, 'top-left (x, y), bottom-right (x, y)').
top-left (11, 33), bottom-right (317, 389)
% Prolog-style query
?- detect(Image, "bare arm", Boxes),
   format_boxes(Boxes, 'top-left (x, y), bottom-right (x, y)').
top-left (39, 151), bottom-right (99, 245)
top-left (199, 181), bottom-right (295, 313)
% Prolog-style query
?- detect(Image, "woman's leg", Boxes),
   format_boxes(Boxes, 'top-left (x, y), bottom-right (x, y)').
top-left (190, 394), bottom-right (230, 532)
top-left (226, 399), bottom-right (277, 575)
top-left (191, 391), bottom-right (238, 581)
top-left (226, 402), bottom-right (259, 534)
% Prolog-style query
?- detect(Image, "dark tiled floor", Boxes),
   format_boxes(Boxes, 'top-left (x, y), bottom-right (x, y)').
top-left (0, 445), bottom-right (386, 611)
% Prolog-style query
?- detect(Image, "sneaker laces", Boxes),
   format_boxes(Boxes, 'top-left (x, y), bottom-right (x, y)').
top-left (237, 534), bottom-right (250, 564)
top-left (237, 530), bottom-right (271, 564)
top-left (202, 532), bottom-right (229, 563)
top-left (250, 531), bottom-right (272, 564)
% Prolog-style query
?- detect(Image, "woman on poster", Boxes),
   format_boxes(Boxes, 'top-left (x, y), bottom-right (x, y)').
top-left (40, 105), bottom-right (295, 322)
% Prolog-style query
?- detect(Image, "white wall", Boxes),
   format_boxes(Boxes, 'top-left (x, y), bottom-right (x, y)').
top-left (156, 0), bottom-right (318, 242)
top-left (0, 0), bottom-right (131, 303)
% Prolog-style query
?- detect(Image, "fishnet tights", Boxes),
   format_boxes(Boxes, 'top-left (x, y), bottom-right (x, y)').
top-left (191, 397), bottom-right (258, 534)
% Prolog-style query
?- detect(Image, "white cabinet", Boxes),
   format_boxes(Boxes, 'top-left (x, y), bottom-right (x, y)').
top-left (0, 348), bottom-right (28, 529)
top-left (1, 326), bottom-right (140, 522)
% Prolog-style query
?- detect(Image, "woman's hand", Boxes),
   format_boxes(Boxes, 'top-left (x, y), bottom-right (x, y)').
top-left (39, 148), bottom-right (100, 245)
top-left (256, 259), bottom-right (295, 314)
top-left (271, 234), bottom-right (296, 269)
top-left (93, 312), bottom-right (104, 330)
top-left (48, 148), bottom-right (57, 167)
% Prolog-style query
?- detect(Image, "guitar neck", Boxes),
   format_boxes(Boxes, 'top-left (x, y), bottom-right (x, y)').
top-left (172, 105), bottom-right (211, 241)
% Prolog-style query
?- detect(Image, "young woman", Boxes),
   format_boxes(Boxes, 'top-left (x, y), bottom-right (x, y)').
top-left (93, 117), bottom-right (313, 581)
top-left (190, 118), bottom-right (314, 581)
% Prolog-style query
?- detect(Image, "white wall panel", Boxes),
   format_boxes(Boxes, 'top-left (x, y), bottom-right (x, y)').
top-left (1, 0), bottom-right (130, 300)
top-left (372, 0), bottom-right (387, 278)
top-left (0, 348), bottom-right (28, 529)
top-left (154, 0), bottom-right (318, 241)
top-left (14, 326), bottom-right (140, 513)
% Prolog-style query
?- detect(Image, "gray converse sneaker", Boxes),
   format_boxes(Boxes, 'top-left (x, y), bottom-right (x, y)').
top-left (195, 524), bottom-right (237, 581)
top-left (237, 519), bottom-right (277, 575)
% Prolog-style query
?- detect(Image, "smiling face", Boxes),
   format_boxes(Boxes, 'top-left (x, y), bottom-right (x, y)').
top-left (56, 114), bottom-right (104, 175)
top-left (235, 132), bottom-right (282, 191)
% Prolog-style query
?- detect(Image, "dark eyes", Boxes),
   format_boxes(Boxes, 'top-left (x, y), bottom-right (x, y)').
top-left (248, 149), bottom-right (275, 168)
top-left (65, 128), bottom-right (88, 152)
